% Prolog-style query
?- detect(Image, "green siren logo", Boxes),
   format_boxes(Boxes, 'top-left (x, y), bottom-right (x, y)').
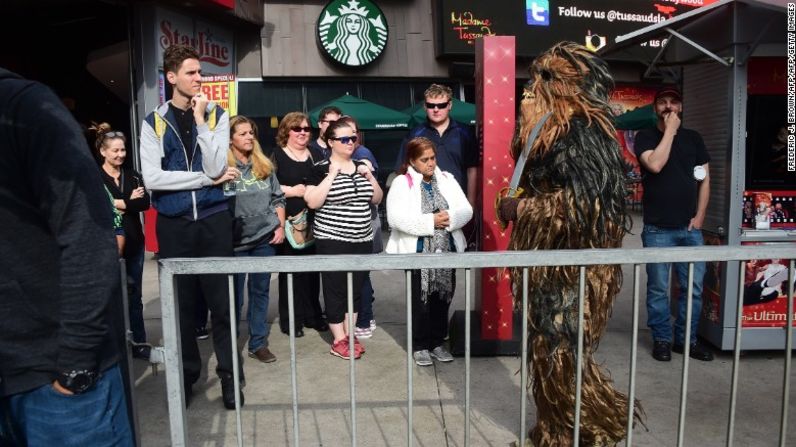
top-left (318, 0), bottom-right (388, 67)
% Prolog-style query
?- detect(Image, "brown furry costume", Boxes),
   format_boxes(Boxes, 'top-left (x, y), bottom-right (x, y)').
top-left (499, 42), bottom-right (643, 446)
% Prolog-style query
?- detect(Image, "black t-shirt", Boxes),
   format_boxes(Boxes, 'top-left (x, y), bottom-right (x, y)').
top-left (169, 104), bottom-right (194, 164)
top-left (635, 127), bottom-right (710, 227)
top-left (270, 146), bottom-right (322, 217)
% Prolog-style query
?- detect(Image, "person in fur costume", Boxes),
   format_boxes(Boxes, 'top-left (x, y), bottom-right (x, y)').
top-left (497, 42), bottom-right (643, 446)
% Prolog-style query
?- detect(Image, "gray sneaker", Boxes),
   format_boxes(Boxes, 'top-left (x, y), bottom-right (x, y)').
top-left (430, 345), bottom-right (454, 362)
top-left (413, 350), bottom-right (432, 366)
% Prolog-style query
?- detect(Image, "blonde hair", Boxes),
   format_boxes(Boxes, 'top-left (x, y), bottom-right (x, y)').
top-left (228, 115), bottom-right (273, 179)
top-left (424, 84), bottom-right (453, 101)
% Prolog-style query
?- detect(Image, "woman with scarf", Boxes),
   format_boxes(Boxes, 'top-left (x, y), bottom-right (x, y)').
top-left (385, 137), bottom-right (472, 366)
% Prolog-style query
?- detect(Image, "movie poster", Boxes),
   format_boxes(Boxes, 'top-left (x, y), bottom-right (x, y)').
top-left (742, 191), bottom-right (796, 230)
top-left (741, 242), bottom-right (796, 328)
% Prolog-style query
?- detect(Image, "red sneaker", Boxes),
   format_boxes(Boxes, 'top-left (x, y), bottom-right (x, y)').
top-left (353, 337), bottom-right (365, 356)
top-left (330, 339), bottom-right (361, 359)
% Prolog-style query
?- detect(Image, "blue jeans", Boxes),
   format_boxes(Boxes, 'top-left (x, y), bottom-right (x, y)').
top-left (641, 224), bottom-right (706, 345)
top-left (234, 241), bottom-right (276, 352)
top-left (0, 365), bottom-right (133, 446)
top-left (356, 274), bottom-right (374, 329)
top-left (125, 247), bottom-right (147, 343)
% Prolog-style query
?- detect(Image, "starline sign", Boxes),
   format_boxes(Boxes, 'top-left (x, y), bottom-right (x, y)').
top-left (159, 20), bottom-right (231, 68)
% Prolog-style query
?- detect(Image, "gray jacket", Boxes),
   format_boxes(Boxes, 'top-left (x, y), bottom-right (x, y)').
top-left (231, 159), bottom-right (286, 251)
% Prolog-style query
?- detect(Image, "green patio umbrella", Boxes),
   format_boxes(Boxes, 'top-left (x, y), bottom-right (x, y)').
top-left (308, 95), bottom-right (412, 130)
top-left (613, 104), bottom-right (657, 130)
top-left (404, 98), bottom-right (477, 126)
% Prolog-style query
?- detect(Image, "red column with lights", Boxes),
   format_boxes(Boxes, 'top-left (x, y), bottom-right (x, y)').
top-left (476, 36), bottom-right (516, 340)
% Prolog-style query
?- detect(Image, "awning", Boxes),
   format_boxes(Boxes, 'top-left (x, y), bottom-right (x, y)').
top-left (308, 95), bottom-right (412, 130)
top-left (600, 0), bottom-right (786, 77)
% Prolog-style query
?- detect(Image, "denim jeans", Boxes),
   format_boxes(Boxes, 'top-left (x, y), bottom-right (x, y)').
top-left (0, 365), bottom-right (133, 446)
top-left (125, 247), bottom-right (147, 343)
top-left (641, 224), bottom-right (706, 345)
top-left (356, 274), bottom-right (374, 329)
top-left (234, 241), bottom-right (276, 352)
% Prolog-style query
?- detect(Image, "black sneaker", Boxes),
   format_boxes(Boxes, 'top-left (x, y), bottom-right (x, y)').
top-left (196, 326), bottom-right (209, 340)
top-left (220, 373), bottom-right (245, 410)
top-left (652, 340), bottom-right (672, 362)
top-left (673, 341), bottom-right (714, 361)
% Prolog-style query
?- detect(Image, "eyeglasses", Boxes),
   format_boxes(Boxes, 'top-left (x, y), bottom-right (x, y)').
top-left (290, 126), bottom-right (312, 133)
top-left (425, 101), bottom-right (450, 110)
top-left (329, 135), bottom-right (358, 145)
top-left (103, 131), bottom-right (125, 138)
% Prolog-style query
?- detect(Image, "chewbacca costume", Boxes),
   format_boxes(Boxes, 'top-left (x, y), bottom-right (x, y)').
top-left (498, 42), bottom-right (643, 446)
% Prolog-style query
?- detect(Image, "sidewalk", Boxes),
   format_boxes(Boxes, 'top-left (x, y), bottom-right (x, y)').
top-left (132, 212), bottom-right (795, 446)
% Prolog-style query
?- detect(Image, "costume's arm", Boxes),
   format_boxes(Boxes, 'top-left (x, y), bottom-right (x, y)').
top-left (386, 178), bottom-right (434, 236)
top-left (197, 105), bottom-right (229, 179)
top-left (689, 163), bottom-right (710, 230)
top-left (139, 119), bottom-right (214, 191)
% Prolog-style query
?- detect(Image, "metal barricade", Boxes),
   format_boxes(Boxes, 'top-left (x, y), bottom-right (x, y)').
top-left (154, 245), bottom-right (795, 447)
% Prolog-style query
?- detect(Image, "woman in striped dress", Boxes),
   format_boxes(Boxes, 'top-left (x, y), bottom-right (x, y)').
top-left (304, 120), bottom-right (383, 360)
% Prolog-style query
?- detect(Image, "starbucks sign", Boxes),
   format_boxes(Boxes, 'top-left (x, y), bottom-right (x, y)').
top-left (317, 0), bottom-right (388, 67)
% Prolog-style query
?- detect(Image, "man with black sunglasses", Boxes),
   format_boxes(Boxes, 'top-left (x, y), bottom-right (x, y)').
top-left (396, 84), bottom-right (478, 210)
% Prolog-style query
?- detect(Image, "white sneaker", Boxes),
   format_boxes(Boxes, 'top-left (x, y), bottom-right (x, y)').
top-left (369, 319), bottom-right (377, 332)
top-left (354, 326), bottom-right (372, 339)
top-left (413, 350), bottom-right (432, 366)
top-left (430, 345), bottom-right (454, 362)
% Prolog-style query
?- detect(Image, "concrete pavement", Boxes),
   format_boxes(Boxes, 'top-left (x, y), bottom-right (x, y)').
top-left (131, 212), bottom-right (796, 446)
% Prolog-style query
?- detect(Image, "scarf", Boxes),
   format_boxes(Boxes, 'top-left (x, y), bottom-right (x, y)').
top-left (420, 174), bottom-right (454, 304)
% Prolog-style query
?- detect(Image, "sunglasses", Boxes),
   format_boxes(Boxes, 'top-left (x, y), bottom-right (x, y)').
top-left (329, 135), bottom-right (358, 145)
top-left (425, 101), bottom-right (450, 110)
top-left (103, 131), bottom-right (125, 138)
top-left (290, 126), bottom-right (312, 133)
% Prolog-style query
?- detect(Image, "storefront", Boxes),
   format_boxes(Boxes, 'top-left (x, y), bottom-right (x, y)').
top-left (605, 0), bottom-right (790, 350)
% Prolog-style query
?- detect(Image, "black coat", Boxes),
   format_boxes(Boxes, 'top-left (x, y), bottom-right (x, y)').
top-left (0, 68), bottom-right (122, 396)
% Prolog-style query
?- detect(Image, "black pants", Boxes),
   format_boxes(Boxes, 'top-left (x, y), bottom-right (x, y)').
top-left (157, 211), bottom-right (237, 384)
top-left (278, 242), bottom-right (323, 331)
top-left (315, 239), bottom-right (371, 324)
top-left (411, 269), bottom-right (455, 351)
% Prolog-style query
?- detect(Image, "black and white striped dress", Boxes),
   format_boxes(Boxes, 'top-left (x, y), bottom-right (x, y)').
top-left (310, 160), bottom-right (374, 243)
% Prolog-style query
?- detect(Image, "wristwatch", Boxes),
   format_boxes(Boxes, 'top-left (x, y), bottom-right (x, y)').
top-left (56, 369), bottom-right (99, 394)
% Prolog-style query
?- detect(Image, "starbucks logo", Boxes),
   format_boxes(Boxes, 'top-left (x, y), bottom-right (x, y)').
top-left (317, 0), bottom-right (388, 67)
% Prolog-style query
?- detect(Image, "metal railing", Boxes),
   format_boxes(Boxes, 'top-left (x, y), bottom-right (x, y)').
top-left (154, 245), bottom-right (796, 447)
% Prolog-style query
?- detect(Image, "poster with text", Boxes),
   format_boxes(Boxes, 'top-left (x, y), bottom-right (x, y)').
top-left (741, 242), bottom-right (796, 328)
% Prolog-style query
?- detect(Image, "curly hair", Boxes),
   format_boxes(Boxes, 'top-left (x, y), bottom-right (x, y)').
top-left (424, 83), bottom-right (453, 101)
top-left (163, 44), bottom-right (199, 74)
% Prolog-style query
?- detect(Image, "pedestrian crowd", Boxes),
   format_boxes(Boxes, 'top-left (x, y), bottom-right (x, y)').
top-left (1, 42), bottom-right (714, 446)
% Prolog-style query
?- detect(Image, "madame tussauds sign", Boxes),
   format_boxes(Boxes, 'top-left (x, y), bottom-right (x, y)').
top-left (317, 0), bottom-right (388, 67)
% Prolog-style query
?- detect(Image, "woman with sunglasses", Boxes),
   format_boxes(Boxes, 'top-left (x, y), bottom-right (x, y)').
top-left (227, 115), bottom-right (285, 363)
top-left (92, 122), bottom-right (152, 360)
top-left (335, 116), bottom-right (381, 339)
top-left (386, 137), bottom-right (472, 366)
top-left (305, 120), bottom-right (383, 359)
top-left (272, 112), bottom-right (326, 337)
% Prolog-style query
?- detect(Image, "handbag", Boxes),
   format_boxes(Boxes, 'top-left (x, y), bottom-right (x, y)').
top-left (285, 208), bottom-right (314, 249)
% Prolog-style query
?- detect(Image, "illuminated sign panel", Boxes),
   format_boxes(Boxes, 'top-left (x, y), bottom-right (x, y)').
top-left (437, 0), bottom-right (718, 59)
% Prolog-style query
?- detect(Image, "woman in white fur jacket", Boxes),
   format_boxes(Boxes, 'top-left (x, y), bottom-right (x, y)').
top-left (386, 137), bottom-right (473, 366)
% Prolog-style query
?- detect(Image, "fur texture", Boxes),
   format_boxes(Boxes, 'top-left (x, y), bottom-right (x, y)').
top-left (507, 42), bottom-right (643, 446)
